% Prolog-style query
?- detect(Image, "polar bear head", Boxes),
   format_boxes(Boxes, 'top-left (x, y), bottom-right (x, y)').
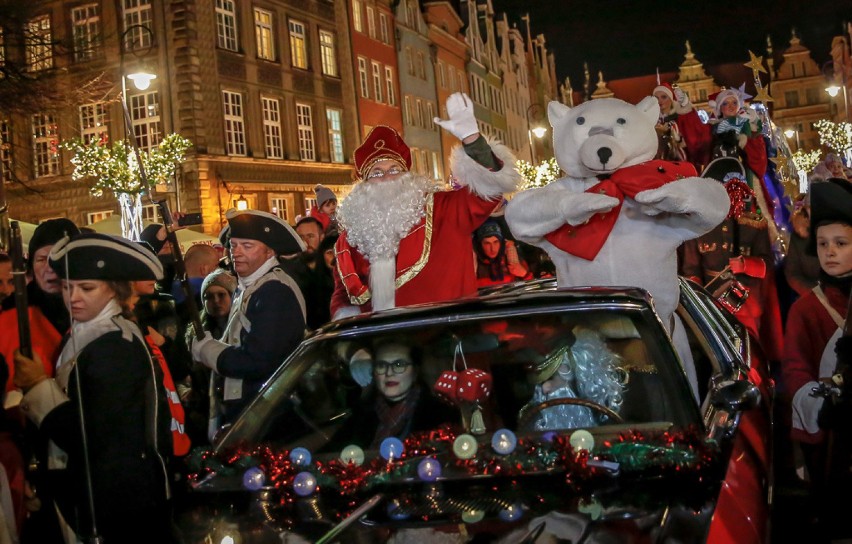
top-left (548, 97), bottom-right (660, 178)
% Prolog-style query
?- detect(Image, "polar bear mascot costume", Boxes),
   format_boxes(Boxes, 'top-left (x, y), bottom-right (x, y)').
top-left (505, 97), bottom-right (730, 400)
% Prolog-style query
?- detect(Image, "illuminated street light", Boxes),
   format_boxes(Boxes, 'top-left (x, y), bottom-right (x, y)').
top-left (784, 128), bottom-right (800, 151)
top-left (526, 104), bottom-right (547, 164)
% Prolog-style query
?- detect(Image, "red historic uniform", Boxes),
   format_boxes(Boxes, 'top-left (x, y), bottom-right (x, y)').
top-left (782, 282), bottom-right (846, 445)
top-left (0, 307), bottom-right (61, 391)
top-left (331, 189), bottom-right (500, 315)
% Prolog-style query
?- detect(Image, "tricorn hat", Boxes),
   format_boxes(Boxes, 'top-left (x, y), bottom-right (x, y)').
top-left (353, 125), bottom-right (411, 181)
top-left (807, 178), bottom-right (852, 255)
top-left (226, 209), bottom-right (305, 256)
top-left (49, 233), bottom-right (164, 281)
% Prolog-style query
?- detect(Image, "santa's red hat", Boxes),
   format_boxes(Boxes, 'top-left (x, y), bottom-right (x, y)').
top-left (653, 82), bottom-right (674, 100)
top-left (353, 125), bottom-right (411, 180)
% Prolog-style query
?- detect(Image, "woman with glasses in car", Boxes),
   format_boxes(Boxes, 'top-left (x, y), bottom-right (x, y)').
top-left (334, 341), bottom-right (456, 450)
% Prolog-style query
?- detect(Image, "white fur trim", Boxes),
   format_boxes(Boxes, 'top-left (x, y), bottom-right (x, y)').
top-left (369, 257), bottom-right (396, 311)
top-left (450, 139), bottom-right (521, 199)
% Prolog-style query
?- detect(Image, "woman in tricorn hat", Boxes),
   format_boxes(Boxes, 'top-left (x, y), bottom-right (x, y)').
top-left (13, 233), bottom-right (176, 543)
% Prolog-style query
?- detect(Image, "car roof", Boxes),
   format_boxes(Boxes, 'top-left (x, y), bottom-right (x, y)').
top-left (317, 279), bottom-right (658, 335)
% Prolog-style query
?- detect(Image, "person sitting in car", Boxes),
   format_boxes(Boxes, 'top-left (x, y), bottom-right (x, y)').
top-left (336, 341), bottom-right (457, 449)
top-left (520, 329), bottom-right (624, 431)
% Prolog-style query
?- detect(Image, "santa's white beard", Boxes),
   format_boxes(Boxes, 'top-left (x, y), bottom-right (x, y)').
top-left (338, 172), bottom-right (441, 311)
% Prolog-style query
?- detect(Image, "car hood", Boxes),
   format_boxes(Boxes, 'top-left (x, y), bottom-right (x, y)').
top-left (180, 442), bottom-right (723, 543)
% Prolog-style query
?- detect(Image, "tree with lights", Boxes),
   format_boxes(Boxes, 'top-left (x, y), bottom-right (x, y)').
top-left (62, 134), bottom-right (192, 240)
top-left (516, 158), bottom-right (562, 190)
top-left (814, 119), bottom-right (852, 165)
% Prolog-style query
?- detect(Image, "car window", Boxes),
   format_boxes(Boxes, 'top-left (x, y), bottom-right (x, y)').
top-left (221, 307), bottom-right (701, 455)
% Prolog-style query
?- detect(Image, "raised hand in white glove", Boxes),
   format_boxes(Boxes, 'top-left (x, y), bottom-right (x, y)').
top-left (434, 92), bottom-right (480, 141)
top-left (673, 86), bottom-right (691, 109)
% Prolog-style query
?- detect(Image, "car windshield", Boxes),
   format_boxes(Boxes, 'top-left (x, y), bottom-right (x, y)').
top-left (220, 304), bottom-right (701, 458)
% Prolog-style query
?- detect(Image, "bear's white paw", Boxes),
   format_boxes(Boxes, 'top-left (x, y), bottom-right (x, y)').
top-left (633, 177), bottom-right (706, 216)
top-left (562, 193), bottom-right (620, 225)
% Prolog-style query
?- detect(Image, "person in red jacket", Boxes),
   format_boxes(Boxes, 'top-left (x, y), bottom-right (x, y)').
top-left (652, 82), bottom-right (712, 171)
top-left (330, 93), bottom-right (521, 319)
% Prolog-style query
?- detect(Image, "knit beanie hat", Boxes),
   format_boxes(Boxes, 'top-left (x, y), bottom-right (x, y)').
top-left (28, 218), bottom-right (80, 260)
top-left (314, 184), bottom-right (336, 206)
top-left (201, 268), bottom-right (237, 298)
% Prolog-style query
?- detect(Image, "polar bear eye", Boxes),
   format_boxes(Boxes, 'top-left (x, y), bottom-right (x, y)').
top-left (616, 118), bottom-right (626, 125)
top-left (576, 117), bottom-right (585, 125)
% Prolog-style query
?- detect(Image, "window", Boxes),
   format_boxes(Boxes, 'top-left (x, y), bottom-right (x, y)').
top-left (426, 102), bottom-right (435, 130)
top-left (415, 98), bottom-right (423, 127)
top-left (215, 0), bottom-right (238, 52)
top-left (432, 151), bottom-right (442, 180)
top-left (32, 113), bottom-right (59, 177)
top-left (254, 8), bottom-right (275, 61)
top-left (271, 196), bottom-right (289, 222)
top-left (405, 47), bottom-right (414, 76)
top-left (785, 90), bottom-right (800, 108)
top-left (296, 103), bottom-right (315, 161)
top-left (0, 119), bottom-right (12, 183)
top-left (371, 62), bottom-right (382, 102)
top-left (87, 210), bottom-right (114, 224)
top-left (289, 20), bottom-right (307, 69)
top-left (448, 67), bottom-right (455, 92)
top-left (326, 108), bottom-right (344, 163)
top-left (404, 96), bottom-right (412, 125)
top-left (352, 0), bottom-right (363, 32)
top-left (385, 66), bottom-right (396, 106)
top-left (357, 57), bottom-right (369, 98)
top-left (437, 62), bottom-right (445, 88)
top-left (805, 87), bottom-right (819, 105)
top-left (320, 30), bottom-right (338, 77)
top-left (26, 15), bottom-right (53, 72)
top-left (366, 6), bottom-right (376, 39)
top-left (79, 102), bottom-right (109, 144)
top-left (416, 51), bottom-right (425, 79)
top-left (141, 204), bottom-right (159, 222)
top-left (379, 13), bottom-right (389, 44)
top-left (222, 90), bottom-right (246, 156)
top-left (123, 0), bottom-right (152, 51)
top-left (406, 0), bottom-right (418, 29)
top-left (262, 97), bottom-right (283, 159)
top-left (129, 91), bottom-right (162, 152)
top-left (72, 4), bottom-right (101, 62)
top-left (304, 197), bottom-right (317, 215)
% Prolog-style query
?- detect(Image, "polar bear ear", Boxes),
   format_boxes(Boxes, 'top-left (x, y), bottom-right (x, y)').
top-left (637, 96), bottom-right (661, 124)
top-left (547, 101), bottom-right (571, 126)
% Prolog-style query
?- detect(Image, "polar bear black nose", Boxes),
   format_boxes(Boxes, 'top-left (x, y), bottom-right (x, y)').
top-left (597, 147), bottom-right (612, 165)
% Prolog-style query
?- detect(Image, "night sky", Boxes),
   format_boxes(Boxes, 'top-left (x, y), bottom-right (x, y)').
top-left (492, 0), bottom-right (851, 87)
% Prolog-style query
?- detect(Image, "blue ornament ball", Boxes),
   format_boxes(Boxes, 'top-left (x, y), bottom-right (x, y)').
top-left (417, 457), bottom-right (442, 481)
top-left (242, 466), bottom-right (266, 491)
top-left (292, 471), bottom-right (318, 497)
top-left (289, 447), bottom-right (312, 467)
top-left (386, 500), bottom-right (411, 520)
top-left (542, 431), bottom-right (557, 443)
top-left (379, 437), bottom-right (405, 461)
top-left (498, 503), bottom-right (524, 522)
top-left (491, 428), bottom-right (517, 455)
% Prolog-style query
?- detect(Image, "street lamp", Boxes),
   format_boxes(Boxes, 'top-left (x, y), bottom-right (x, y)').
top-left (784, 128), bottom-right (800, 151)
top-left (526, 103), bottom-right (547, 165)
top-left (823, 60), bottom-right (850, 123)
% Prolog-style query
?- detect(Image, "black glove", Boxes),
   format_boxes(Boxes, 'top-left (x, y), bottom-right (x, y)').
top-left (717, 130), bottom-right (739, 149)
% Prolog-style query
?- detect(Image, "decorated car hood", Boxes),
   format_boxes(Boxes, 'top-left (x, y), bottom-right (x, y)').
top-left (181, 426), bottom-right (724, 543)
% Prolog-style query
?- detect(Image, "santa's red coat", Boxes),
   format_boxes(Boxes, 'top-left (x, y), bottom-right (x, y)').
top-left (331, 189), bottom-right (499, 315)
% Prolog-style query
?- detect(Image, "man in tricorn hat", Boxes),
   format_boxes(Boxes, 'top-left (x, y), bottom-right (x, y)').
top-left (191, 209), bottom-right (306, 435)
top-left (331, 92), bottom-right (521, 318)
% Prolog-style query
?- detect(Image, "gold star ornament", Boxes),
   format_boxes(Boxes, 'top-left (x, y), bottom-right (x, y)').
top-left (744, 50), bottom-right (767, 74)
top-left (754, 85), bottom-right (774, 103)
top-left (770, 154), bottom-right (788, 172)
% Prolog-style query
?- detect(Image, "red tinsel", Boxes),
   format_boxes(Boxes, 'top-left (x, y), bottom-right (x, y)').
top-left (725, 179), bottom-right (754, 219)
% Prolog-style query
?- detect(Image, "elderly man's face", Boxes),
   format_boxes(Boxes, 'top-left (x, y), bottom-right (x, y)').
top-left (481, 236), bottom-right (502, 259)
top-left (365, 161), bottom-right (406, 183)
top-left (32, 245), bottom-right (61, 295)
top-left (229, 237), bottom-right (275, 277)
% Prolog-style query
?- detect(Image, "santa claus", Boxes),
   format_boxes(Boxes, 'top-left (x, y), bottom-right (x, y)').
top-left (331, 92), bottom-right (521, 319)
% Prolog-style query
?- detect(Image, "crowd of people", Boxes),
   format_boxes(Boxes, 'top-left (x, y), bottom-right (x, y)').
top-left (0, 86), bottom-right (848, 542)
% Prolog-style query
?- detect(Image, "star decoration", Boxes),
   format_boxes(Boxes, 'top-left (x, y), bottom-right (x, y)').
top-left (770, 155), bottom-right (788, 172)
top-left (744, 51), bottom-right (767, 75)
top-left (754, 85), bottom-right (774, 103)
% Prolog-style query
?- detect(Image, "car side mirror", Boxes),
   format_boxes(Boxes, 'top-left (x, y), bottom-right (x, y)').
top-left (710, 380), bottom-right (761, 413)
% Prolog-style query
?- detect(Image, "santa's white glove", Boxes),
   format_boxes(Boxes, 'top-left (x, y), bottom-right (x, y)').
top-left (673, 86), bottom-right (691, 109)
top-left (434, 92), bottom-right (480, 141)
top-left (191, 331), bottom-right (224, 372)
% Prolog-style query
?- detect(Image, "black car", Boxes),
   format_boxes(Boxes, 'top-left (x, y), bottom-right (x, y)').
top-left (177, 279), bottom-right (772, 543)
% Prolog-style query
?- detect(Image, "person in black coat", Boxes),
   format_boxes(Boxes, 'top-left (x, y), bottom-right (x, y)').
top-left (13, 233), bottom-right (176, 543)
